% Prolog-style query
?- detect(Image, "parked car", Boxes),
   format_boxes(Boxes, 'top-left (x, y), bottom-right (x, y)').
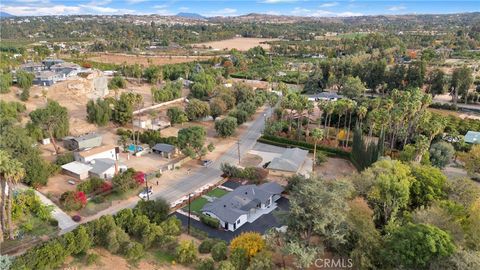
top-left (138, 188), bottom-right (153, 199)
top-left (67, 179), bottom-right (76, 185)
top-left (202, 160), bottom-right (213, 167)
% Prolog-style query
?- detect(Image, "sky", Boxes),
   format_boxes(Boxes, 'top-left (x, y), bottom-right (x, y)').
top-left (2, 0), bottom-right (479, 17)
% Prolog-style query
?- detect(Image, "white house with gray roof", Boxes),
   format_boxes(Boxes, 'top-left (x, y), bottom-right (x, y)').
top-left (202, 182), bottom-right (284, 231)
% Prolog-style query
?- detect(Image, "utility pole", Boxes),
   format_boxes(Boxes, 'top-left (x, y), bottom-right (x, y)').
top-left (144, 173), bottom-right (149, 201)
top-left (188, 193), bottom-right (192, 235)
top-left (237, 140), bottom-right (241, 164)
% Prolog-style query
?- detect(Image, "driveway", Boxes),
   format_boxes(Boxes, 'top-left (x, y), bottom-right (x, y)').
top-left (17, 184), bottom-right (76, 233)
top-left (175, 197), bottom-right (289, 242)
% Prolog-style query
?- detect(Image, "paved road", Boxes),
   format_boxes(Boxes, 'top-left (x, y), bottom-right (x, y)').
top-left (61, 106), bottom-right (272, 233)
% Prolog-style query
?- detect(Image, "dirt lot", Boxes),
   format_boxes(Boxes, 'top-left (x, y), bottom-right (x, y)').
top-left (88, 53), bottom-right (211, 66)
top-left (120, 152), bottom-right (171, 173)
top-left (192, 37), bottom-right (278, 51)
top-left (315, 157), bottom-right (357, 180)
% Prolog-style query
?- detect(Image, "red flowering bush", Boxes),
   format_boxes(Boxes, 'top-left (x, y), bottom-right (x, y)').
top-left (134, 171), bottom-right (146, 185)
top-left (100, 182), bottom-right (113, 193)
top-left (60, 191), bottom-right (87, 211)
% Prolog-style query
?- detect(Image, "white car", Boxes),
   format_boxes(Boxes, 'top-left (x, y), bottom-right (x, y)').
top-left (138, 188), bottom-right (153, 199)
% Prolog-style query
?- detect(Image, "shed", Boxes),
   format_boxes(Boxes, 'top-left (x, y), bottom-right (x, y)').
top-left (152, 143), bottom-right (177, 158)
top-left (63, 133), bottom-right (102, 150)
top-left (465, 131), bottom-right (480, 144)
top-left (267, 147), bottom-right (308, 174)
top-left (61, 161), bottom-right (92, 180)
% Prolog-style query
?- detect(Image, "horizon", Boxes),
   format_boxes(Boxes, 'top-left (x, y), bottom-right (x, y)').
top-left (2, 0), bottom-right (479, 17)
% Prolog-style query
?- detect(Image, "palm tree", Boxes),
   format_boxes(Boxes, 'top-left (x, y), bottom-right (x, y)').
top-left (4, 159), bottom-right (24, 239)
top-left (323, 101), bottom-right (335, 140)
top-left (357, 105), bottom-right (368, 128)
top-left (345, 100), bottom-right (356, 148)
top-left (311, 128), bottom-right (324, 173)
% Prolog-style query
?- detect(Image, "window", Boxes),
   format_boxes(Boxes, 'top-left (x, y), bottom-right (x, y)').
top-left (237, 219), bottom-right (240, 224)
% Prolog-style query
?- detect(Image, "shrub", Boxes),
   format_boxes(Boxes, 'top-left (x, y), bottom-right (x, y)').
top-left (200, 214), bottom-right (219, 229)
top-left (77, 177), bottom-right (105, 194)
top-left (230, 248), bottom-right (249, 270)
top-left (50, 219), bottom-right (59, 227)
top-left (55, 152), bottom-right (74, 166)
top-left (198, 238), bottom-right (216, 254)
top-left (86, 253), bottom-right (100, 266)
top-left (230, 232), bottom-right (265, 258)
top-left (61, 191), bottom-right (87, 211)
top-left (218, 260), bottom-right (235, 270)
top-left (211, 242), bottom-right (228, 262)
top-left (92, 195), bottom-right (105, 204)
top-left (196, 258), bottom-right (215, 270)
top-left (215, 116), bottom-right (238, 137)
top-left (176, 240), bottom-right (198, 265)
top-left (124, 242), bottom-right (144, 263)
top-left (72, 215), bottom-right (82, 222)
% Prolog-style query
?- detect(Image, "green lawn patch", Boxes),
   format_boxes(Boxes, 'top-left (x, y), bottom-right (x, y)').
top-left (183, 197), bottom-right (209, 215)
top-left (153, 249), bottom-right (175, 264)
top-left (206, 188), bottom-right (229, 198)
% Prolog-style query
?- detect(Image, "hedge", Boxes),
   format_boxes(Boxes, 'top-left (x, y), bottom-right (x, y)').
top-left (258, 135), bottom-right (351, 159)
top-left (200, 214), bottom-right (220, 229)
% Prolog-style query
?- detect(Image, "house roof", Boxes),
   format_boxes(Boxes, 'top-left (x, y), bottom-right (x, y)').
top-left (89, 158), bottom-right (119, 175)
top-left (77, 145), bottom-right (116, 158)
top-left (74, 133), bottom-right (102, 143)
top-left (465, 131), bottom-right (480, 144)
top-left (152, 143), bottom-right (175, 153)
top-left (61, 161), bottom-right (92, 175)
top-left (267, 147), bottom-right (308, 173)
top-left (202, 183), bottom-right (284, 224)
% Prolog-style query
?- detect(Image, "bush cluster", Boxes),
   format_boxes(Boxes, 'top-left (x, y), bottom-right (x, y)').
top-left (199, 214), bottom-right (220, 229)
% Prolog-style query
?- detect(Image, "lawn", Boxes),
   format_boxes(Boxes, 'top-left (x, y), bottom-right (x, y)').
top-left (205, 188), bottom-right (229, 198)
top-left (183, 197), bottom-right (209, 215)
top-left (152, 249), bottom-right (176, 264)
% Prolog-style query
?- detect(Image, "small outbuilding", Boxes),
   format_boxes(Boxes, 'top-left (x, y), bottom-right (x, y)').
top-left (267, 147), bottom-right (308, 176)
top-left (63, 133), bottom-right (103, 150)
top-left (465, 131), bottom-right (480, 144)
top-left (61, 161), bottom-right (93, 180)
top-left (152, 143), bottom-right (177, 158)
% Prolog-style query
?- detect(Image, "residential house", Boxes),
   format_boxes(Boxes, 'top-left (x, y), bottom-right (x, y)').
top-left (307, 92), bottom-right (343, 102)
top-left (152, 143), bottom-right (177, 158)
top-left (88, 158), bottom-right (127, 179)
top-left (202, 183), bottom-right (284, 231)
top-left (74, 145), bottom-right (118, 163)
top-left (267, 147), bottom-right (308, 176)
top-left (63, 133), bottom-right (103, 150)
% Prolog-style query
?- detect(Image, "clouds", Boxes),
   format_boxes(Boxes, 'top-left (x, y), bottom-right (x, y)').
top-left (291, 7), bottom-right (362, 17)
top-left (319, 2), bottom-right (339, 8)
top-left (2, 4), bottom-right (80, 16)
top-left (388, 5), bottom-right (407, 11)
top-left (202, 8), bottom-right (238, 17)
top-left (262, 0), bottom-right (299, 3)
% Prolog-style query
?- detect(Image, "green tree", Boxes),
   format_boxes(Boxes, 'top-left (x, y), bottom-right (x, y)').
top-left (86, 98), bottom-right (112, 126)
top-left (185, 99), bottom-right (210, 121)
top-left (112, 94), bottom-right (134, 125)
top-left (247, 251), bottom-right (274, 270)
top-left (310, 128), bottom-right (324, 171)
top-left (218, 261), bottom-right (236, 270)
top-left (215, 116), bottom-right (238, 137)
top-left (341, 76), bottom-right (366, 99)
top-left (209, 97), bottom-right (227, 120)
top-left (176, 240), bottom-right (198, 264)
top-left (177, 126), bottom-right (213, 159)
top-left (190, 72), bottom-right (215, 99)
top-left (409, 164), bottom-right (447, 209)
top-left (459, 145), bottom-right (480, 177)
top-left (134, 199), bottom-right (170, 224)
top-left (451, 66), bottom-right (473, 105)
top-left (29, 100), bottom-right (69, 155)
top-left (211, 241), bottom-right (228, 261)
top-left (383, 223), bottom-right (455, 269)
top-left (167, 107), bottom-right (188, 126)
top-left (0, 73), bottom-right (13, 93)
top-left (16, 70), bottom-right (35, 90)
top-left (143, 65), bottom-right (162, 84)
top-left (362, 159), bottom-right (414, 227)
top-left (430, 141), bottom-right (455, 168)
top-left (108, 75), bottom-right (126, 90)
top-left (428, 69), bottom-right (447, 97)
top-left (230, 248), bottom-right (249, 270)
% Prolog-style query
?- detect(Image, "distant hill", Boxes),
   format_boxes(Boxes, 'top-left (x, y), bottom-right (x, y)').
top-left (0, 12), bottom-right (15, 18)
top-left (176, 12), bottom-right (205, 20)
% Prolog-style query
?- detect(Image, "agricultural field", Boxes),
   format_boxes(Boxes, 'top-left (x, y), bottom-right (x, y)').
top-left (192, 37), bottom-right (278, 51)
top-left (88, 53), bottom-right (211, 66)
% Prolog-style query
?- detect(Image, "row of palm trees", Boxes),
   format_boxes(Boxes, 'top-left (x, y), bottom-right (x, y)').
top-left (0, 150), bottom-right (26, 242)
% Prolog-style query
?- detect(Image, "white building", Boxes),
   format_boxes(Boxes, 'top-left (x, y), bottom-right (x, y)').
top-left (202, 183), bottom-right (284, 231)
top-left (74, 145), bottom-right (117, 163)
